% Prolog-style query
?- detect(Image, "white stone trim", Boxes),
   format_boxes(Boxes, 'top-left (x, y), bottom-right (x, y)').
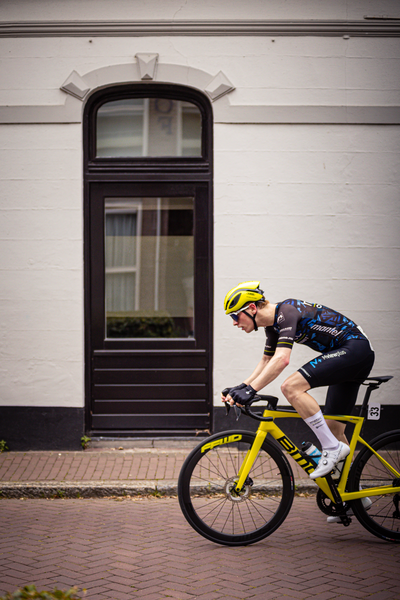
top-left (1, 19), bottom-right (400, 37)
top-left (0, 61), bottom-right (399, 125)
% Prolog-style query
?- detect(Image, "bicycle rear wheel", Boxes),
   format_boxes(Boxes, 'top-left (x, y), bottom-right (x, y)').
top-left (178, 430), bottom-right (294, 546)
top-left (348, 429), bottom-right (400, 542)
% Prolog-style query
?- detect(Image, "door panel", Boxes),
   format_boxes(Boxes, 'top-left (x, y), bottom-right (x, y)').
top-left (87, 182), bottom-right (212, 435)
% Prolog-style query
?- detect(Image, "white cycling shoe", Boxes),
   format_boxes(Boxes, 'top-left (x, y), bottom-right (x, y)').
top-left (327, 497), bottom-right (373, 523)
top-left (309, 442), bottom-right (350, 480)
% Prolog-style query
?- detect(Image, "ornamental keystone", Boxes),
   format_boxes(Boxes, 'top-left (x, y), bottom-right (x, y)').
top-left (136, 53), bottom-right (159, 80)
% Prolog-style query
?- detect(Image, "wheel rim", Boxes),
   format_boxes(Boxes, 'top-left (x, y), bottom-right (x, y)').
top-left (183, 437), bottom-right (292, 541)
top-left (353, 433), bottom-right (400, 538)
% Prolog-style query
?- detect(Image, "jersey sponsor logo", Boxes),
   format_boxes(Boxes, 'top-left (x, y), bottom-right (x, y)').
top-left (280, 327), bottom-right (292, 332)
top-left (308, 349), bottom-right (346, 369)
top-left (201, 434), bottom-right (242, 453)
top-left (322, 350), bottom-right (347, 360)
top-left (277, 312), bottom-right (285, 324)
top-left (310, 324), bottom-right (342, 337)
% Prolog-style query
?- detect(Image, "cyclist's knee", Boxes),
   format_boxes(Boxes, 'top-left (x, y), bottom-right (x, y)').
top-left (281, 373), bottom-right (311, 404)
top-left (281, 378), bottom-right (297, 403)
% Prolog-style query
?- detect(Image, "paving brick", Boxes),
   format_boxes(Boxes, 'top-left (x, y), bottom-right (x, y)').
top-left (0, 445), bottom-right (399, 600)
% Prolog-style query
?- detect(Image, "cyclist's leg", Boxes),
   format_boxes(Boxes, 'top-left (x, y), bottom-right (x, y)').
top-left (324, 381), bottom-right (362, 445)
top-left (281, 372), bottom-right (343, 449)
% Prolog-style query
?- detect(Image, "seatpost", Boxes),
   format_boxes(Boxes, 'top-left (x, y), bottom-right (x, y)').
top-left (358, 381), bottom-right (379, 420)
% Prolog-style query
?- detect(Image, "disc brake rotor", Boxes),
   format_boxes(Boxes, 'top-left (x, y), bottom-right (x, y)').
top-left (224, 477), bottom-right (252, 503)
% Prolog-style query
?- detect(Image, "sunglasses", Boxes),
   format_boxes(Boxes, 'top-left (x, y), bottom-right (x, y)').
top-left (230, 305), bottom-right (250, 322)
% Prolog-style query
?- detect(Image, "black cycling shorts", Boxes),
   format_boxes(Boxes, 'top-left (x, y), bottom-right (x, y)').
top-left (298, 338), bottom-right (375, 415)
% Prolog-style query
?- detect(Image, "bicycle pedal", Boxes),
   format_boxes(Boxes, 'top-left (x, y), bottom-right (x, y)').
top-left (340, 515), bottom-right (352, 527)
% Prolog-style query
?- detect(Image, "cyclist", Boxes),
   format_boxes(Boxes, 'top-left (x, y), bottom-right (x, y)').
top-left (222, 281), bottom-right (375, 481)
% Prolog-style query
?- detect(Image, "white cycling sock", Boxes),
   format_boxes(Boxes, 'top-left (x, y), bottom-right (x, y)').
top-left (304, 410), bottom-right (339, 450)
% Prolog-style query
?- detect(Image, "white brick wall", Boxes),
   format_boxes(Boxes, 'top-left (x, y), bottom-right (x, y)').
top-left (0, 0), bottom-right (399, 411)
top-left (1, 0), bottom-right (399, 21)
top-left (214, 124), bottom-right (400, 406)
top-left (0, 124), bottom-right (84, 407)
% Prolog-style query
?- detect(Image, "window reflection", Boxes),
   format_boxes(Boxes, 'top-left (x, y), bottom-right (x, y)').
top-left (105, 197), bottom-right (194, 338)
top-left (97, 98), bottom-right (202, 157)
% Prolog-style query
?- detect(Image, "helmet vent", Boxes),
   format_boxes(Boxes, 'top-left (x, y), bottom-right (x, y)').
top-left (229, 293), bottom-right (241, 309)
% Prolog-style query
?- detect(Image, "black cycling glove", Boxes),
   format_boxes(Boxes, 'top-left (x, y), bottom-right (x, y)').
top-left (221, 383), bottom-right (246, 398)
top-left (230, 384), bottom-right (257, 406)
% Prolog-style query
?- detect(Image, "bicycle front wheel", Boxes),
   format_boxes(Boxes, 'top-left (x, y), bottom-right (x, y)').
top-left (178, 431), bottom-right (294, 546)
top-left (348, 429), bottom-right (400, 543)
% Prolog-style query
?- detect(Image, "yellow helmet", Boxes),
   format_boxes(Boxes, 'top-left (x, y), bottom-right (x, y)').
top-left (224, 281), bottom-right (265, 315)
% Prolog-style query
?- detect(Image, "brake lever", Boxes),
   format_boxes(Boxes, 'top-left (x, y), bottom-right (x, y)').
top-left (233, 404), bottom-right (242, 421)
top-left (224, 402), bottom-right (242, 420)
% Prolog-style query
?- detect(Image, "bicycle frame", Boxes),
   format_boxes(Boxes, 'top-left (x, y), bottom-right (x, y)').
top-left (235, 409), bottom-right (400, 504)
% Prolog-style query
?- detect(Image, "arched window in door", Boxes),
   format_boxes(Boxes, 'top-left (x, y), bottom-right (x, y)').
top-left (96, 98), bottom-right (202, 157)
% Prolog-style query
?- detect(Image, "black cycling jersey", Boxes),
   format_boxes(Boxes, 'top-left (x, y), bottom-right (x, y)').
top-left (264, 299), bottom-right (367, 356)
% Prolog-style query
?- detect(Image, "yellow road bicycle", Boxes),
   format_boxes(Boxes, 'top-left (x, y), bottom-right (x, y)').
top-left (178, 376), bottom-right (400, 545)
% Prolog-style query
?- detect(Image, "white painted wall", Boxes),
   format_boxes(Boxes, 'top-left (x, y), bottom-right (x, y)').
top-left (0, 0), bottom-right (399, 410)
top-left (0, 124), bottom-right (84, 407)
top-left (214, 124), bottom-right (400, 406)
top-left (1, 0), bottom-right (400, 21)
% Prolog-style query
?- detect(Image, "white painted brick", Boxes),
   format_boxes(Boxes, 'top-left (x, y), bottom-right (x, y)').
top-left (0, 240), bottom-right (82, 270)
top-left (0, 210), bottom-right (81, 241)
top-left (0, 359), bottom-right (83, 408)
top-left (0, 270), bottom-right (83, 301)
top-left (0, 149), bottom-right (81, 180)
top-left (0, 1), bottom-right (399, 411)
top-left (216, 214), bottom-right (400, 247)
top-left (0, 124), bottom-right (81, 149)
top-left (2, 0), bottom-right (399, 24)
top-left (0, 179), bottom-right (83, 210)
top-left (0, 330), bottom-right (83, 363)
top-left (0, 298), bottom-right (82, 332)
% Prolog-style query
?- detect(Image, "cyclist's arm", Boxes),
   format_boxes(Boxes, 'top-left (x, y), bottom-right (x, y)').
top-left (221, 352), bottom-right (273, 402)
top-left (246, 347), bottom-right (292, 393)
top-left (223, 348), bottom-right (291, 403)
top-left (243, 354), bottom-right (272, 385)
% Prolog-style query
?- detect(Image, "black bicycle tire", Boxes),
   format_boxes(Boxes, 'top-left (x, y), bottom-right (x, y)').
top-left (178, 430), bottom-right (294, 546)
top-left (348, 429), bottom-right (400, 543)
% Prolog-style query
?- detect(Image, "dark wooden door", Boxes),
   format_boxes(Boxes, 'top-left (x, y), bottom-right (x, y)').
top-left (86, 181), bottom-right (212, 436)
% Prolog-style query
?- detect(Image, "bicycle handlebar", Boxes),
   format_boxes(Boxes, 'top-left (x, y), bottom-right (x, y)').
top-left (226, 394), bottom-right (279, 422)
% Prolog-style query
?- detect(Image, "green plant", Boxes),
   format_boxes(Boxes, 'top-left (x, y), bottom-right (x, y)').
top-left (80, 435), bottom-right (91, 450)
top-left (0, 585), bottom-right (84, 599)
top-left (0, 440), bottom-right (9, 453)
top-left (106, 315), bottom-right (179, 338)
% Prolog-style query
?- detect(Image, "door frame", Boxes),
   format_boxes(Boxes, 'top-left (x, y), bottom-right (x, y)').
top-left (83, 83), bottom-right (213, 437)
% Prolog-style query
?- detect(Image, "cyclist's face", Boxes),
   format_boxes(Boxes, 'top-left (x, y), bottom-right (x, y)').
top-left (231, 306), bottom-right (255, 332)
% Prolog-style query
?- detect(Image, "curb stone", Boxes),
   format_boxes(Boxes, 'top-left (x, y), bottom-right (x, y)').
top-left (0, 479), bottom-right (318, 498)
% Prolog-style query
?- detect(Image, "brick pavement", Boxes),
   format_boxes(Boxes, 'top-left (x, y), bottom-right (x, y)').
top-left (0, 446), bottom-right (316, 498)
top-left (0, 496), bottom-right (399, 600)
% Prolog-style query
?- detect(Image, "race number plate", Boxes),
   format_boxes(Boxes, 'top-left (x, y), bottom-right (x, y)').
top-left (368, 402), bottom-right (381, 420)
